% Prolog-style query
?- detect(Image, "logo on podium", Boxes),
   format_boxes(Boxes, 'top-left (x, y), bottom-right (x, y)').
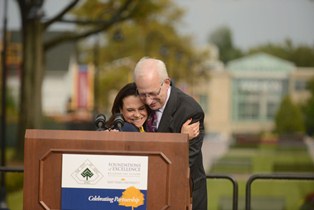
top-left (72, 159), bottom-right (104, 184)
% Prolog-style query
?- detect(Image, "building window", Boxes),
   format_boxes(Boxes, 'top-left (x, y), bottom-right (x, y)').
top-left (238, 102), bottom-right (259, 119)
top-left (266, 102), bottom-right (278, 119)
top-left (294, 80), bottom-right (307, 91)
top-left (233, 78), bottom-right (288, 121)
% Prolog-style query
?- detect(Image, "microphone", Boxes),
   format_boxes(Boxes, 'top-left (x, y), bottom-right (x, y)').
top-left (95, 114), bottom-right (106, 131)
top-left (113, 113), bottom-right (124, 131)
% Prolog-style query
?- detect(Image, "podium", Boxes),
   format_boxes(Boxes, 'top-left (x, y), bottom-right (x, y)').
top-left (23, 129), bottom-right (191, 210)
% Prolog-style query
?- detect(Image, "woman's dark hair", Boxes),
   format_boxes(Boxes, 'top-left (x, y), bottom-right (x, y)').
top-left (111, 82), bottom-right (137, 114)
top-left (106, 82), bottom-right (149, 128)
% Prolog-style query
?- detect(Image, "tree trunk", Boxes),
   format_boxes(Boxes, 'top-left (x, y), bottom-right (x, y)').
top-left (17, 15), bottom-right (44, 160)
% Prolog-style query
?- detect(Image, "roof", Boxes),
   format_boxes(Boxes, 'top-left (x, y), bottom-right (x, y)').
top-left (226, 53), bottom-right (295, 73)
top-left (8, 30), bottom-right (76, 72)
top-left (45, 40), bottom-right (76, 72)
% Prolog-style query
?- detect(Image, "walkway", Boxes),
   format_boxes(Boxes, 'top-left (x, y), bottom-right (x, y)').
top-left (305, 136), bottom-right (314, 163)
top-left (202, 134), bottom-right (230, 173)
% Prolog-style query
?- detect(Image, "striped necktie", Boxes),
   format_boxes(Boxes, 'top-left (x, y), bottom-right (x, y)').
top-left (146, 111), bottom-right (157, 132)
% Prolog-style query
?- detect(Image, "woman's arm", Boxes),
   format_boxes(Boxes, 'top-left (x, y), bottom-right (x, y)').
top-left (181, 118), bottom-right (200, 140)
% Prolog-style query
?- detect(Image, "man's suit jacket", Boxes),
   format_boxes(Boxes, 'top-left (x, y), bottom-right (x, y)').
top-left (157, 86), bottom-right (207, 209)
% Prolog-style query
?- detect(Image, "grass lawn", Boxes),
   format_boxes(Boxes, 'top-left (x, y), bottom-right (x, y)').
top-left (208, 143), bottom-right (314, 210)
top-left (207, 178), bottom-right (314, 210)
top-left (7, 190), bottom-right (23, 210)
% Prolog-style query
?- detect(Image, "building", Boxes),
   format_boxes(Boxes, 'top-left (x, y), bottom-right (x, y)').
top-left (4, 31), bottom-right (94, 119)
top-left (196, 52), bottom-right (314, 138)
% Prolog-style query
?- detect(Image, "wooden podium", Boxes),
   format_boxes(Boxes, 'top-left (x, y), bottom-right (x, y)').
top-left (23, 129), bottom-right (191, 210)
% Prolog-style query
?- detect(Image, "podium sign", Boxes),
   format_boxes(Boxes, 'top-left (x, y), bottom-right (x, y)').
top-left (61, 154), bottom-right (148, 210)
top-left (23, 129), bottom-right (191, 210)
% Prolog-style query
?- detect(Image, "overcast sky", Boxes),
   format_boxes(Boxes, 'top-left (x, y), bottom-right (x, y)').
top-left (174, 0), bottom-right (314, 50)
top-left (1, 0), bottom-right (314, 50)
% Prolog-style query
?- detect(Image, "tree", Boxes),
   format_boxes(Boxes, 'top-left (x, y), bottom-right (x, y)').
top-left (275, 95), bottom-right (305, 135)
top-left (13, 0), bottom-right (165, 159)
top-left (208, 25), bottom-right (243, 64)
top-left (78, 6), bottom-right (210, 114)
top-left (303, 77), bottom-right (314, 136)
top-left (247, 39), bottom-right (314, 67)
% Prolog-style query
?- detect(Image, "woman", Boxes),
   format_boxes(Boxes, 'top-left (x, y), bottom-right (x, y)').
top-left (106, 82), bottom-right (148, 132)
top-left (106, 83), bottom-right (200, 139)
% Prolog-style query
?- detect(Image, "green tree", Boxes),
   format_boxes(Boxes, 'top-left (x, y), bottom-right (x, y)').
top-left (0, 87), bottom-right (17, 121)
top-left (275, 95), bottom-right (305, 135)
top-left (303, 77), bottom-right (314, 136)
top-left (208, 25), bottom-right (243, 64)
top-left (80, 6), bottom-right (210, 113)
top-left (247, 39), bottom-right (314, 67)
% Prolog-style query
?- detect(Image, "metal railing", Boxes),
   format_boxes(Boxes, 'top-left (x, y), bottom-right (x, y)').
top-left (0, 167), bottom-right (24, 173)
top-left (206, 174), bottom-right (239, 210)
top-left (245, 173), bottom-right (314, 210)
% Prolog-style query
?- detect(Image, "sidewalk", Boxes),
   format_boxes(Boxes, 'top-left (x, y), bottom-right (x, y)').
top-left (305, 136), bottom-right (314, 163)
top-left (201, 134), bottom-right (230, 173)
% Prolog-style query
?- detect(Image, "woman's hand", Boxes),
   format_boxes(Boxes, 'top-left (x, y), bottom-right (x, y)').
top-left (181, 118), bottom-right (200, 140)
top-left (104, 128), bottom-right (119, 132)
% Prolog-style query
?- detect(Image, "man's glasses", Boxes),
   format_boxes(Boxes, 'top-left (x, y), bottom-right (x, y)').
top-left (137, 82), bottom-right (164, 99)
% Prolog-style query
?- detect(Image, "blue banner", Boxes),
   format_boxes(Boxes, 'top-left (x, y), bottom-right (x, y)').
top-left (62, 188), bottom-right (147, 210)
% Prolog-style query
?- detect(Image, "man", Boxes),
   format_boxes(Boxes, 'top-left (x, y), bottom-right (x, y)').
top-left (133, 57), bottom-right (207, 210)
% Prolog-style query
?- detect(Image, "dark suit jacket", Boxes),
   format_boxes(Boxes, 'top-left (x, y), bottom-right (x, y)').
top-left (157, 86), bottom-right (207, 209)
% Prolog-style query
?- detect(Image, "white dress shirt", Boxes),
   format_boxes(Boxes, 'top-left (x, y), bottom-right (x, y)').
top-left (156, 86), bottom-right (171, 128)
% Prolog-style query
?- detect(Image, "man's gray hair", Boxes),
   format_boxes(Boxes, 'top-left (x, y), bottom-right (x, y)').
top-left (133, 57), bottom-right (169, 82)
